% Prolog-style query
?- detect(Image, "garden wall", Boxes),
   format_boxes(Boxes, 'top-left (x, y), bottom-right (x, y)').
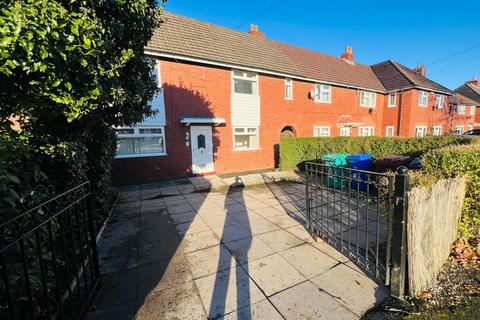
top-left (279, 136), bottom-right (478, 171)
top-left (406, 176), bottom-right (467, 295)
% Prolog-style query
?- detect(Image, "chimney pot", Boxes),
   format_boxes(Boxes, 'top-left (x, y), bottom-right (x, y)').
top-left (414, 64), bottom-right (426, 77)
top-left (249, 24), bottom-right (265, 38)
top-left (469, 75), bottom-right (479, 86)
top-left (341, 46), bottom-right (354, 64)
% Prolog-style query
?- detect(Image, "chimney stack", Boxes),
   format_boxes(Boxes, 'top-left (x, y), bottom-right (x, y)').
top-left (468, 75), bottom-right (479, 87)
top-left (413, 64), bottom-right (426, 77)
top-left (341, 46), bottom-right (354, 64)
top-left (249, 24), bottom-right (265, 38)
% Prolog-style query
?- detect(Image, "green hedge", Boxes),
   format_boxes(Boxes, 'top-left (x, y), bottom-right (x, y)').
top-left (412, 144), bottom-right (480, 238)
top-left (279, 136), bottom-right (479, 171)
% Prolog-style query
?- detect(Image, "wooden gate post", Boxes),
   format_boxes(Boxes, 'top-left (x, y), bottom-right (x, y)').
top-left (390, 166), bottom-right (409, 298)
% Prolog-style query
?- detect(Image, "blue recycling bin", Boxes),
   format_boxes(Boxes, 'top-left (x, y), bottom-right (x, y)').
top-left (347, 154), bottom-right (372, 191)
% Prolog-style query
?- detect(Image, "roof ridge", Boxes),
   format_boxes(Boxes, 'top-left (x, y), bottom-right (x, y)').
top-left (163, 11), bottom-right (373, 68)
top-left (389, 61), bottom-right (416, 86)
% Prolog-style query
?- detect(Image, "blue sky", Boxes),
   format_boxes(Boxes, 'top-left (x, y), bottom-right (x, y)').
top-left (163, 0), bottom-right (480, 89)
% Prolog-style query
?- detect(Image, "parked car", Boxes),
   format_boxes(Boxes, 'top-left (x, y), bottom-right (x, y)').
top-left (463, 129), bottom-right (480, 136)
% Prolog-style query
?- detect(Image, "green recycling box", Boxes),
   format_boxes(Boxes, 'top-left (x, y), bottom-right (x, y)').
top-left (322, 154), bottom-right (348, 189)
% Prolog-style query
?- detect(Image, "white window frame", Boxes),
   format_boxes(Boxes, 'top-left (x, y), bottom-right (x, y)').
top-left (359, 126), bottom-right (375, 136)
top-left (385, 126), bottom-right (395, 137)
top-left (388, 93), bottom-right (397, 107)
top-left (470, 105), bottom-right (476, 116)
top-left (340, 127), bottom-right (351, 136)
top-left (467, 124), bottom-right (473, 131)
top-left (232, 70), bottom-right (258, 95)
top-left (313, 126), bottom-right (330, 137)
top-left (457, 104), bottom-right (466, 115)
top-left (454, 126), bottom-right (464, 135)
top-left (233, 127), bottom-right (259, 151)
top-left (360, 91), bottom-right (377, 107)
top-left (115, 126), bottom-right (167, 158)
top-left (285, 78), bottom-right (293, 100)
top-left (435, 94), bottom-right (444, 108)
top-left (314, 83), bottom-right (332, 103)
top-left (415, 126), bottom-right (427, 137)
top-left (432, 125), bottom-right (442, 136)
top-left (419, 91), bottom-right (428, 107)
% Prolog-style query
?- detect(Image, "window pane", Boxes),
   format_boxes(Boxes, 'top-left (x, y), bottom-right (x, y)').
top-left (197, 134), bottom-right (206, 149)
top-left (247, 128), bottom-right (257, 133)
top-left (233, 71), bottom-right (244, 77)
top-left (139, 128), bottom-right (162, 134)
top-left (117, 137), bottom-right (164, 155)
top-left (234, 128), bottom-right (245, 133)
top-left (234, 79), bottom-right (256, 94)
top-left (116, 128), bottom-right (134, 135)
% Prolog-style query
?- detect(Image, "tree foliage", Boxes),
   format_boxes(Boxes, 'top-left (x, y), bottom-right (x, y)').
top-left (0, 0), bottom-right (164, 217)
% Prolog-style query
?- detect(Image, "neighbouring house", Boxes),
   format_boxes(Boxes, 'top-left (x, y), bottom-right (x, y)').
top-left (455, 77), bottom-right (480, 128)
top-left (112, 12), bottom-right (475, 184)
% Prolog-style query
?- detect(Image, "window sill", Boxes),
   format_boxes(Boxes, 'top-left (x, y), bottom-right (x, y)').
top-left (387, 105), bottom-right (396, 108)
top-left (360, 105), bottom-right (376, 108)
top-left (232, 148), bottom-right (260, 152)
top-left (418, 105), bottom-right (427, 107)
top-left (115, 153), bottom-right (168, 159)
top-left (314, 100), bottom-right (332, 104)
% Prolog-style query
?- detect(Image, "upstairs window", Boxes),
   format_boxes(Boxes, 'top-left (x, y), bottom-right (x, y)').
top-left (388, 93), bottom-right (397, 107)
top-left (419, 91), bottom-right (428, 106)
top-left (285, 78), bottom-right (293, 100)
top-left (457, 104), bottom-right (466, 115)
top-left (435, 94), bottom-right (444, 108)
top-left (470, 105), bottom-right (476, 116)
top-left (360, 91), bottom-right (376, 107)
top-left (314, 84), bottom-right (332, 103)
top-left (233, 70), bottom-right (258, 95)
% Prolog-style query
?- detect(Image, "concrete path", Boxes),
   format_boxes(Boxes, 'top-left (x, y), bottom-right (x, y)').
top-left (86, 179), bottom-right (388, 320)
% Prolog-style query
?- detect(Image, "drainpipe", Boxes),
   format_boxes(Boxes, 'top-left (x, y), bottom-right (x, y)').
top-left (397, 90), bottom-right (404, 136)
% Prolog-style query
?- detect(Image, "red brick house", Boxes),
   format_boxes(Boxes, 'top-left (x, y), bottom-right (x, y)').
top-left (455, 77), bottom-right (480, 128)
top-left (113, 13), bottom-right (476, 184)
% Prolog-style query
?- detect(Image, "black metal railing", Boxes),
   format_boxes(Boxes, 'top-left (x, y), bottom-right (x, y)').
top-left (0, 181), bottom-right (99, 320)
top-left (305, 162), bottom-right (401, 283)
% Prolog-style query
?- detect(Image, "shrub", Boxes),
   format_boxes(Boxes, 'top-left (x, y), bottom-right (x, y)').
top-left (413, 144), bottom-right (480, 238)
top-left (279, 136), bottom-right (479, 171)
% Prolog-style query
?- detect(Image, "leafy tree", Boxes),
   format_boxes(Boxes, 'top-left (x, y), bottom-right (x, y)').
top-left (0, 0), bottom-right (164, 216)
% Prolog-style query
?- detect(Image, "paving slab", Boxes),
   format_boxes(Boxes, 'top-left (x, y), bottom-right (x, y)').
top-left (221, 299), bottom-right (283, 320)
top-left (280, 243), bottom-right (339, 278)
top-left (135, 280), bottom-right (206, 320)
top-left (257, 229), bottom-right (305, 252)
top-left (244, 253), bottom-right (307, 296)
top-left (310, 263), bottom-right (389, 316)
top-left (182, 229), bottom-right (221, 253)
top-left (194, 266), bottom-right (266, 319)
top-left (270, 280), bottom-right (358, 320)
top-left (223, 237), bottom-right (275, 264)
top-left (186, 244), bottom-right (237, 279)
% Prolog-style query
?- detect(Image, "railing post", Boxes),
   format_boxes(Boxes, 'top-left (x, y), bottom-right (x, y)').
top-left (86, 184), bottom-right (100, 277)
top-left (390, 166), bottom-right (409, 298)
top-left (305, 163), bottom-right (311, 231)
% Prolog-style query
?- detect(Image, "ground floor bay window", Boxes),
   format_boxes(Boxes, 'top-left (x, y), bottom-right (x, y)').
top-left (233, 127), bottom-right (259, 150)
top-left (115, 126), bottom-right (166, 158)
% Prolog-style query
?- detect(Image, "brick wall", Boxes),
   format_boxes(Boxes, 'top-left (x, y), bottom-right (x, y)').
top-left (112, 59), bottom-right (475, 185)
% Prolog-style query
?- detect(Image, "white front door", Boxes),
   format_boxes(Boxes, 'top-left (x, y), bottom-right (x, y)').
top-left (190, 126), bottom-right (214, 174)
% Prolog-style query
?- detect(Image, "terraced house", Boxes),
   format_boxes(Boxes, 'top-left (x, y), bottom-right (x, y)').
top-left (113, 13), bottom-right (478, 184)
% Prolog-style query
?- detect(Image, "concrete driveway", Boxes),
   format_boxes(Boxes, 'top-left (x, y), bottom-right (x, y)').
top-left (87, 179), bottom-right (388, 320)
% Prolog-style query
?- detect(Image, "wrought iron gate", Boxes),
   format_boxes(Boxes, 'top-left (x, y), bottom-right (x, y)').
top-left (0, 182), bottom-right (100, 320)
top-left (305, 161), bottom-right (408, 296)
